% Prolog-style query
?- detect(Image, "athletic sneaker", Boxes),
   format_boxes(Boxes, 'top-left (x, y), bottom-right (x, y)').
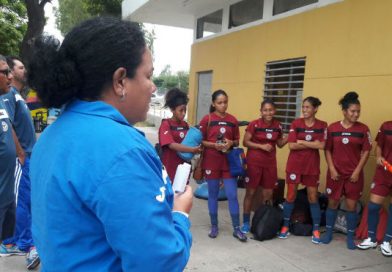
top-left (208, 225), bottom-right (219, 239)
top-left (278, 226), bottom-right (289, 239)
top-left (357, 238), bottom-right (378, 250)
top-left (233, 228), bottom-right (247, 242)
top-left (241, 222), bottom-right (250, 234)
top-left (312, 230), bottom-right (321, 244)
top-left (26, 247), bottom-right (40, 270)
top-left (380, 241), bottom-right (392, 257)
top-left (0, 244), bottom-right (26, 257)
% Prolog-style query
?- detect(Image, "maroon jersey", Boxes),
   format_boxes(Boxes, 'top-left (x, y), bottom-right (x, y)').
top-left (286, 118), bottom-right (328, 175)
top-left (246, 118), bottom-right (283, 167)
top-left (376, 121), bottom-right (392, 164)
top-left (373, 121), bottom-right (392, 183)
top-left (326, 121), bottom-right (372, 176)
top-left (199, 112), bottom-right (240, 171)
top-left (159, 118), bottom-right (189, 181)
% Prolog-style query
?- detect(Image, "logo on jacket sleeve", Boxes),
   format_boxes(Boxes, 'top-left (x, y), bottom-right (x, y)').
top-left (2, 121), bottom-right (8, 132)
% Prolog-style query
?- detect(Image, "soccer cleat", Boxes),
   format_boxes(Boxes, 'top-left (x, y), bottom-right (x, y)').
top-left (26, 247), bottom-right (40, 270)
top-left (278, 226), bottom-right (289, 239)
top-left (233, 228), bottom-right (247, 242)
top-left (208, 225), bottom-right (219, 239)
top-left (312, 230), bottom-right (321, 244)
top-left (241, 222), bottom-right (250, 234)
top-left (380, 241), bottom-right (392, 257)
top-left (0, 244), bottom-right (26, 257)
top-left (357, 238), bottom-right (378, 250)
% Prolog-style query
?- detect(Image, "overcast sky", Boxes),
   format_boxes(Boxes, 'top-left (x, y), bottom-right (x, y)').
top-left (43, 1), bottom-right (193, 76)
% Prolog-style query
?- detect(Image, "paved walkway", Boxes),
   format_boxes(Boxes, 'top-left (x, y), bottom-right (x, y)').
top-left (1, 126), bottom-right (391, 271)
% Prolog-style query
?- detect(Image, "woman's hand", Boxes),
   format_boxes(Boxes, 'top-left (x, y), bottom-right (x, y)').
top-left (260, 144), bottom-right (273, 152)
top-left (192, 145), bottom-right (203, 154)
top-left (330, 167), bottom-right (340, 181)
top-left (173, 185), bottom-right (193, 214)
top-left (350, 169), bottom-right (360, 183)
top-left (376, 156), bottom-right (385, 167)
top-left (223, 138), bottom-right (234, 150)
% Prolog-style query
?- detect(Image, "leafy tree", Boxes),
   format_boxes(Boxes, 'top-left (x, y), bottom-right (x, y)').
top-left (55, 0), bottom-right (154, 53)
top-left (0, 0), bottom-right (27, 56)
top-left (153, 65), bottom-right (189, 94)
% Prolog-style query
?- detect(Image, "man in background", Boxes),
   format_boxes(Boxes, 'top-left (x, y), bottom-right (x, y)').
top-left (0, 56), bottom-right (40, 270)
top-left (0, 55), bottom-right (17, 258)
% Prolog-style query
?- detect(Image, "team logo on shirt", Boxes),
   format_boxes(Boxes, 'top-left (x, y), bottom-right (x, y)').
top-left (1, 121), bottom-right (8, 132)
top-left (245, 177), bottom-right (250, 183)
top-left (180, 132), bottom-right (185, 138)
top-left (164, 130), bottom-right (169, 135)
top-left (220, 127), bottom-right (226, 134)
top-left (305, 135), bottom-right (312, 141)
top-left (266, 133), bottom-right (272, 139)
top-left (205, 170), bottom-right (211, 175)
top-left (326, 188), bottom-right (332, 194)
top-left (370, 182), bottom-right (375, 189)
top-left (289, 174), bottom-right (296, 181)
top-left (342, 137), bottom-right (349, 144)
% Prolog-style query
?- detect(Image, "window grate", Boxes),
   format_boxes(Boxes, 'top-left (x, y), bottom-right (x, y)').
top-left (263, 57), bottom-right (305, 132)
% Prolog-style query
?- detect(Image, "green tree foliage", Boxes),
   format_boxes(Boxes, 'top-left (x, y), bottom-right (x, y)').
top-left (153, 65), bottom-right (189, 94)
top-left (55, 0), bottom-right (122, 35)
top-left (0, 0), bottom-right (27, 56)
top-left (55, 0), bottom-right (90, 35)
top-left (55, 0), bottom-right (154, 53)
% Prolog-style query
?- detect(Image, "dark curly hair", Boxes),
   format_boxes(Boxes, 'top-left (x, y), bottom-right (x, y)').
top-left (339, 91), bottom-right (360, 110)
top-left (164, 88), bottom-right (188, 110)
top-left (303, 96), bottom-right (322, 108)
top-left (27, 17), bottom-right (146, 108)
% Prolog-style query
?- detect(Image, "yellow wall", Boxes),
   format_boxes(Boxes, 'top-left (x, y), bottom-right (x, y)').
top-left (188, 0), bottom-right (392, 201)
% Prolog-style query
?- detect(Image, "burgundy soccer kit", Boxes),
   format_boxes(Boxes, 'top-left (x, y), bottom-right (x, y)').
top-left (199, 113), bottom-right (240, 179)
top-left (286, 118), bottom-right (328, 187)
top-left (371, 121), bottom-right (392, 197)
top-left (159, 118), bottom-right (189, 182)
top-left (245, 118), bottom-right (283, 189)
top-left (325, 121), bottom-right (372, 200)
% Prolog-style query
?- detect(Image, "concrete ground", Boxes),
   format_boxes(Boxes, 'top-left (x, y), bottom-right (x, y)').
top-left (1, 126), bottom-right (391, 271)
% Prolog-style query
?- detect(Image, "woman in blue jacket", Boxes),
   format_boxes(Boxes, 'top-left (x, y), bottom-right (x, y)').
top-left (28, 17), bottom-right (193, 272)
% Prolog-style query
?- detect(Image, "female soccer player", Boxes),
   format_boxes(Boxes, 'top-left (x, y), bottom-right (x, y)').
top-left (322, 92), bottom-right (371, 250)
top-left (241, 99), bottom-right (287, 233)
top-left (357, 120), bottom-right (392, 256)
top-left (159, 88), bottom-right (201, 182)
top-left (199, 89), bottom-right (247, 242)
top-left (278, 97), bottom-right (327, 244)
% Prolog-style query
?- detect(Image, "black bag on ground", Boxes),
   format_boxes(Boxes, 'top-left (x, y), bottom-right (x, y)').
top-left (251, 205), bottom-right (283, 241)
top-left (289, 188), bottom-right (312, 236)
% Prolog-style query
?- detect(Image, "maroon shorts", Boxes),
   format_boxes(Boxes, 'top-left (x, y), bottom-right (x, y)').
top-left (325, 172), bottom-right (364, 201)
top-left (204, 169), bottom-right (233, 180)
top-left (370, 167), bottom-right (392, 197)
top-left (246, 165), bottom-right (278, 190)
top-left (286, 172), bottom-right (320, 187)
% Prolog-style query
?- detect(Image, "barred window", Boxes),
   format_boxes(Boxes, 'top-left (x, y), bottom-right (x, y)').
top-left (263, 58), bottom-right (305, 132)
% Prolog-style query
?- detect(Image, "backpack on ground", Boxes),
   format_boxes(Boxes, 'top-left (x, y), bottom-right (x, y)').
top-left (251, 205), bottom-right (283, 241)
top-left (334, 199), bottom-right (363, 234)
top-left (289, 188), bottom-right (312, 236)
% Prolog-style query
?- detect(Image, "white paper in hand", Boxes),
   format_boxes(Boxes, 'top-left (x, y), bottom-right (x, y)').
top-left (172, 163), bottom-right (191, 194)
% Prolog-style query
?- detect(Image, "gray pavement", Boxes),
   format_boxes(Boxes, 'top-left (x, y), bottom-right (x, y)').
top-left (1, 126), bottom-right (391, 271)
